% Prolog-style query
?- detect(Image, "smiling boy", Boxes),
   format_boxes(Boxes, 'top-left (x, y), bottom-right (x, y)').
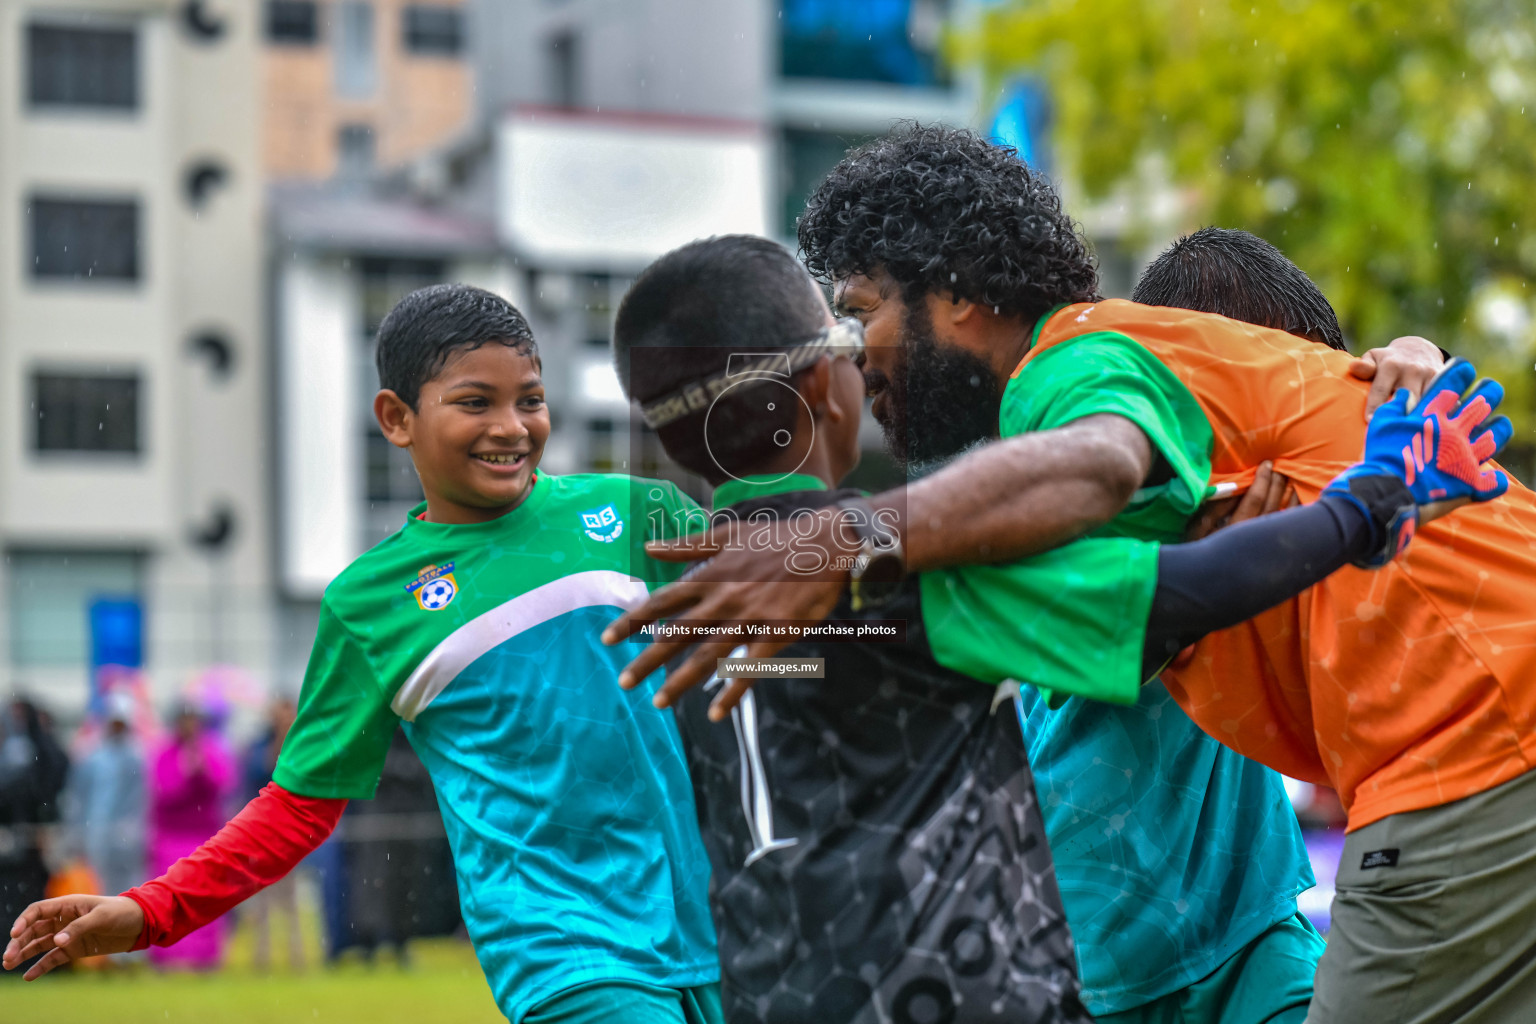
top-left (4, 285), bottom-right (722, 1024)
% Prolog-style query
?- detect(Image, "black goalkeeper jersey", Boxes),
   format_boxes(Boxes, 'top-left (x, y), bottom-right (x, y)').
top-left (673, 482), bottom-right (1091, 1024)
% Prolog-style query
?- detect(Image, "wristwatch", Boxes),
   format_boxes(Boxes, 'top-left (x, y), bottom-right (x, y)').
top-left (833, 497), bottom-right (907, 611)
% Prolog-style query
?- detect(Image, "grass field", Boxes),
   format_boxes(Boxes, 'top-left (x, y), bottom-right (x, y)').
top-left (1, 898), bottom-right (505, 1024)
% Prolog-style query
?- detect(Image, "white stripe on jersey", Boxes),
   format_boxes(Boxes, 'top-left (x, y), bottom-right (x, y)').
top-left (390, 569), bottom-right (650, 721)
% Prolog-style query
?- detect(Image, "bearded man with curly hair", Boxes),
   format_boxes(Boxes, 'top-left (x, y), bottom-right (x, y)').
top-left (610, 124), bottom-right (1468, 1024)
top-left (798, 124), bottom-right (1325, 1024)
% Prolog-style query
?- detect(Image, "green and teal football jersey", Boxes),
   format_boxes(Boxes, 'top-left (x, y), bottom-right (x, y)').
top-left (924, 329), bottom-right (1315, 1015)
top-left (274, 473), bottom-right (719, 1023)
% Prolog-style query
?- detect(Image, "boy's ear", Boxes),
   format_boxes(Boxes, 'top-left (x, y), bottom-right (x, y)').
top-left (374, 390), bottom-right (414, 449)
top-left (810, 356), bottom-right (856, 425)
top-left (799, 358), bottom-right (832, 419)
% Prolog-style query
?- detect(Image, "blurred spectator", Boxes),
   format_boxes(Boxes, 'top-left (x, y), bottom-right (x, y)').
top-left (311, 829), bottom-right (351, 963)
top-left (0, 698), bottom-right (70, 977)
top-left (337, 728), bottom-right (459, 965)
top-left (242, 696), bottom-right (305, 971)
top-left (64, 690), bottom-right (146, 899)
top-left (148, 699), bottom-right (235, 971)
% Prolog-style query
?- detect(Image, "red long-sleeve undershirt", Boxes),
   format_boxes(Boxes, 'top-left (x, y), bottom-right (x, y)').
top-left (122, 782), bottom-right (346, 950)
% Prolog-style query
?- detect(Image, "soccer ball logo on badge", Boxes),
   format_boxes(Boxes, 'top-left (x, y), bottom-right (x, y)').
top-left (580, 503), bottom-right (625, 543)
top-left (418, 576), bottom-right (456, 610)
top-left (404, 563), bottom-right (458, 610)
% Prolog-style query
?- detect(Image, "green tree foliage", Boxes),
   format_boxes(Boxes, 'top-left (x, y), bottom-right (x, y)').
top-left (962, 0), bottom-right (1536, 422)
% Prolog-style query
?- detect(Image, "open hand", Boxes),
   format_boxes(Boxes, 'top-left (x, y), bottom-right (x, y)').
top-left (1369, 358), bottom-right (1511, 504)
top-left (1326, 357), bottom-right (1512, 566)
top-left (603, 510), bottom-right (854, 720)
top-left (4, 893), bottom-right (144, 980)
top-left (1348, 335), bottom-right (1446, 419)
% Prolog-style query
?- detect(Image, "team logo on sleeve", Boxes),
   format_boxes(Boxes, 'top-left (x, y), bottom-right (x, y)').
top-left (405, 563), bottom-right (458, 610)
top-left (579, 503), bottom-right (625, 543)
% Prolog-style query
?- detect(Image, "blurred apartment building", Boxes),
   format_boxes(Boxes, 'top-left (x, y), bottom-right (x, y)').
top-left (269, 0), bottom-right (983, 673)
top-left (262, 0), bottom-right (472, 180)
top-left (0, 0), bottom-right (1060, 711)
top-left (0, 0), bottom-right (270, 712)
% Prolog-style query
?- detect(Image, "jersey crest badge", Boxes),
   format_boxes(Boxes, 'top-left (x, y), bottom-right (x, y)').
top-left (405, 562), bottom-right (458, 610)
top-left (580, 503), bottom-right (624, 543)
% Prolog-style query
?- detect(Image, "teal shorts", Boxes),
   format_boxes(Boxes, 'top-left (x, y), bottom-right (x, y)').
top-left (1097, 912), bottom-right (1323, 1024)
top-left (523, 980), bottom-right (724, 1024)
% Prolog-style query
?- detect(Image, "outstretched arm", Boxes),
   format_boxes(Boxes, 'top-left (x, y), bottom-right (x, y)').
top-left (603, 413), bottom-right (1151, 714)
top-left (1144, 494), bottom-right (1375, 676)
top-left (4, 782), bottom-right (344, 980)
top-left (1146, 359), bottom-right (1507, 673)
top-left (881, 413), bottom-right (1151, 571)
top-left (931, 359), bottom-right (1512, 704)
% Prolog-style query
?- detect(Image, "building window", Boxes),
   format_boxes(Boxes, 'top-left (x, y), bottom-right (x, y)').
top-left (587, 418), bottom-right (616, 472)
top-left (635, 423), bottom-right (666, 480)
top-left (7, 550), bottom-right (144, 667)
top-left (33, 373), bottom-right (141, 454)
top-left (403, 5), bottom-right (464, 56)
top-left (335, 1), bottom-right (377, 98)
top-left (365, 433), bottom-right (423, 504)
top-left (781, 128), bottom-right (874, 237)
top-left (27, 24), bottom-right (138, 110)
top-left (779, 0), bottom-right (951, 87)
top-left (337, 123), bottom-right (376, 179)
top-left (547, 31), bottom-right (579, 108)
top-left (267, 0), bottom-right (320, 44)
top-left (359, 257), bottom-right (446, 335)
top-left (362, 423), bottom-right (425, 548)
top-left (30, 197), bottom-right (140, 282)
top-left (360, 259), bottom-right (446, 546)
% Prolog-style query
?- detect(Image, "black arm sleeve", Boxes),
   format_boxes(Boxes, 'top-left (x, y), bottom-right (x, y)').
top-left (1141, 496), bottom-right (1375, 679)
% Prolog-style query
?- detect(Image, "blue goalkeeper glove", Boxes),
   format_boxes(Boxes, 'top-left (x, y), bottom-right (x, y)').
top-left (1324, 357), bottom-right (1513, 568)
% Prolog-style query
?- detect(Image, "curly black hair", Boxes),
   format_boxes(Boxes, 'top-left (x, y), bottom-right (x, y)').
top-left (797, 123), bottom-right (1100, 322)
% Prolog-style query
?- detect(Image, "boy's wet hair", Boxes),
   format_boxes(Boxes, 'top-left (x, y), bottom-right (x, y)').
top-left (797, 122), bottom-right (1100, 323)
top-left (1132, 227), bottom-right (1346, 350)
top-left (614, 235), bottom-right (827, 485)
top-left (376, 284), bottom-right (538, 409)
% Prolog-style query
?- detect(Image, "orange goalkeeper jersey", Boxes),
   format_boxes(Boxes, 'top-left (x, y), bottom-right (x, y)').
top-left (1022, 299), bottom-right (1536, 830)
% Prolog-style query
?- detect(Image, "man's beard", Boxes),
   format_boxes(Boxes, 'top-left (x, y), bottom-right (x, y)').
top-left (871, 303), bottom-right (1003, 471)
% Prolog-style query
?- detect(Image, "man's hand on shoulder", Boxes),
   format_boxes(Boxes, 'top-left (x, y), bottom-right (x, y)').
top-left (603, 510), bottom-right (855, 720)
top-left (601, 414), bottom-right (1157, 719)
top-left (1326, 358), bottom-right (1512, 566)
top-left (4, 893), bottom-right (144, 980)
top-left (1348, 335), bottom-right (1446, 419)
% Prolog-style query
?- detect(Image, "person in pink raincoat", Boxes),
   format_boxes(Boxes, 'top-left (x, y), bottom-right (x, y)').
top-left (147, 700), bottom-right (235, 970)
